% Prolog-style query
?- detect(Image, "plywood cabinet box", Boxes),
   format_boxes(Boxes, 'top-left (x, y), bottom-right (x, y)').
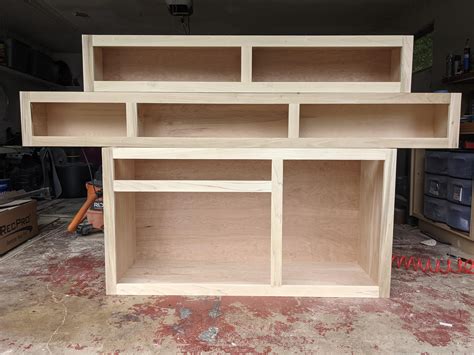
top-left (21, 92), bottom-right (461, 148)
top-left (103, 147), bottom-right (396, 297)
top-left (83, 35), bottom-right (413, 93)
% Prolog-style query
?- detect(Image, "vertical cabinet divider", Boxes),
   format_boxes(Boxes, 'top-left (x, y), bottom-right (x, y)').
top-left (126, 102), bottom-right (139, 137)
top-left (271, 158), bottom-right (284, 287)
top-left (288, 103), bottom-right (300, 138)
top-left (241, 46), bottom-right (252, 83)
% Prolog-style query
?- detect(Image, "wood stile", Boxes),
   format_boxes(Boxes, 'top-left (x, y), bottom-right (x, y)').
top-left (102, 147), bottom-right (396, 297)
top-left (21, 92), bottom-right (461, 149)
top-left (82, 35), bottom-right (413, 93)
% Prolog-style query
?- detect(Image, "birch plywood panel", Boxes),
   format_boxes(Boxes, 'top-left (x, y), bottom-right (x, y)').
top-left (252, 47), bottom-right (393, 82)
top-left (299, 104), bottom-right (449, 138)
top-left (101, 47), bottom-right (241, 82)
top-left (138, 104), bottom-right (288, 138)
top-left (132, 192), bottom-right (271, 285)
top-left (31, 102), bottom-right (127, 137)
top-left (282, 161), bottom-right (361, 265)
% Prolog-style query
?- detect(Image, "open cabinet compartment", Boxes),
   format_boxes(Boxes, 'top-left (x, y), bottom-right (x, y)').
top-left (252, 47), bottom-right (399, 82)
top-left (137, 103), bottom-right (288, 138)
top-left (282, 160), bottom-right (387, 289)
top-left (299, 103), bottom-right (449, 138)
top-left (96, 46), bottom-right (241, 82)
top-left (84, 35), bottom-right (413, 92)
top-left (113, 159), bottom-right (272, 286)
top-left (103, 148), bottom-right (396, 297)
top-left (30, 102), bottom-right (126, 137)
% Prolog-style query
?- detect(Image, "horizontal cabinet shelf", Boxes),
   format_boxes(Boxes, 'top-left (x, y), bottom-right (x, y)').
top-left (83, 35), bottom-right (413, 93)
top-left (103, 148), bottom-right (396, 297)
top-left (113, 180), bottom-right (272, 192)
top-left (21, 92), bottom-right (461, 149)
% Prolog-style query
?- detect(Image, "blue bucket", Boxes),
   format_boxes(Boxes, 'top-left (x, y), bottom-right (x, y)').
top-left (0, 179), bottom-right (11, 193)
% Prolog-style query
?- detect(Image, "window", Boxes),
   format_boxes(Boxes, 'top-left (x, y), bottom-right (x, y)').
top-left (413, 24), bottom-right (434, 73)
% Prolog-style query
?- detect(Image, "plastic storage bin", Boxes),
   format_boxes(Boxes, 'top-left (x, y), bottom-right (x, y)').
top-left (424, 174), bottom-right (448, 199)
top-left (425, 150), bottom-right (449, 175)
top-left (447, 177), bottom-right (472, 206)
top-left (447, 202), bottom-right (471, 232)
top-left (448, 152), bottom-right (474, 179)
top-left (423, 195), bottom-right (448, 223)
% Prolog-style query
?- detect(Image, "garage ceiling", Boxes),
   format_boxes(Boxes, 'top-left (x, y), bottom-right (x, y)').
top-left (1, 0), bottom-right (419, 53)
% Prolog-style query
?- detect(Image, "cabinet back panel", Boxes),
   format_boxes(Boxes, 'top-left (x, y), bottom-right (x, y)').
top-left (31, 103), bottom-right (126, 137)
top-left (101, 47), bottom-right (241, 82)
top-left (138, 104), bottom-right (288, 138)
top-left (283, 160), bottom-right (361, 263)
top-left (134, 192), bottom-right (271, 264)
top-left (253, 47), bottom-right (395, 82)
top-left (300, 104), bottom-right (447, 138)
top-left (127, 159), bottom-right (271, 180)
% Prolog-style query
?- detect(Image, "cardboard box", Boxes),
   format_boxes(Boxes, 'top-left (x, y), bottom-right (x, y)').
top-left (0, 198), bottom-right (38, 255)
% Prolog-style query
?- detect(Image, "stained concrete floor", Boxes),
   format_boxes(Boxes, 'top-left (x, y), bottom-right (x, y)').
top-left (0, 199), bottom-right (473, 354)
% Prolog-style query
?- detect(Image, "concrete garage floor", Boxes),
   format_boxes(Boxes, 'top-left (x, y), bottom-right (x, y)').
top-left (0, 199), bottom-right (473, 353)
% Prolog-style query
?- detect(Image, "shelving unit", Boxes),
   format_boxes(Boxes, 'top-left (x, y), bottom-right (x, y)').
top-left (410, 149), bottom-right (474, 254)
top-left (442, 72), bottom-right (474, 85)
top-left (20, 91), bottom-right (461, 148)
top-left (102, 148), bottom-right (396, 297)
top-left (82, 35), bottom-right (413, 93)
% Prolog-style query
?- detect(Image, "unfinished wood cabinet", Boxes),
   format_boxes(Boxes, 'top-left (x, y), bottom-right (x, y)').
top-left (83, 35), bottom-right (413, 93)
top-left (102, 147), bottom-right (396, 297)
top-left (21, 92), bottom-right (461, 148)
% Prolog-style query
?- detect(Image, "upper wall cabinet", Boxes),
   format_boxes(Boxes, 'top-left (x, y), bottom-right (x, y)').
top-left (21, 92), bottom-right (460, 148)
top-left (82, 35), bottom-right (413, 93)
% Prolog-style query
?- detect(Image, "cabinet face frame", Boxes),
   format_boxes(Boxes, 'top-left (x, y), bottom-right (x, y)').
top-left (83, 35), bottom-right (413, 93)
top-left (21, 92), bottom-right (461, 149)
top-left (102, 148), bottom-right (396, 298)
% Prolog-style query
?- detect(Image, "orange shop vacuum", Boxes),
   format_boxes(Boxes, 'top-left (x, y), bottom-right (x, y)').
top-left (67, 168), bottom-right (103, 236)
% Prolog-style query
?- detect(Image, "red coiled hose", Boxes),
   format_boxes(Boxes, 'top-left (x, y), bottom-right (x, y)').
top-left (392, 255), bottom-right (474, 274)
